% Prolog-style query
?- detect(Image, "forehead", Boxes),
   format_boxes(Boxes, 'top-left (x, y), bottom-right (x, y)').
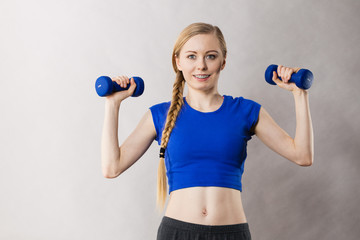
top-left (180, 33), bottom-right (221, 53)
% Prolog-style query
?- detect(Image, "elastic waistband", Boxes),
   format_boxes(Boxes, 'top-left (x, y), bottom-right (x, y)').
top-left (161, 216), bottom-right (250, 233)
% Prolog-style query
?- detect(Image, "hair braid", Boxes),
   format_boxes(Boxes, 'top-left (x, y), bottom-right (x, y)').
top-left (156, 72), bottom-right (185, 212)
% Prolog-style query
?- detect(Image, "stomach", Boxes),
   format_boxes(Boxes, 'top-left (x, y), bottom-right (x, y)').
top-left (164, 186), bottom-right (247, 225)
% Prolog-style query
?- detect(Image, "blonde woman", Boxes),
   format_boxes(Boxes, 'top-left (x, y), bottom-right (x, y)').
top-left (101, 23), bottom-right (313, 240)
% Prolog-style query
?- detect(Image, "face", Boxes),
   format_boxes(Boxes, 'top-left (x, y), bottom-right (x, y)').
top-left (175, 33), bottom-right (226, 93)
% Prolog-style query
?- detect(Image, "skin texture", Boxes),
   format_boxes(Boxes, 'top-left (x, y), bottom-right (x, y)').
top-left (101, 34), bottom-right (313, 225)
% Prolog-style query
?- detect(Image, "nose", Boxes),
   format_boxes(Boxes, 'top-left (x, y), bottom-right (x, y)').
top-left (197, 58), bottom-right (207, 71)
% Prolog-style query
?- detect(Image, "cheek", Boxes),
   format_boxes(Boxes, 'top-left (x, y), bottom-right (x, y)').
top-left (209, 61), bottom-right (224, 72)
top-left (181, 62), bottom-right (195, 73)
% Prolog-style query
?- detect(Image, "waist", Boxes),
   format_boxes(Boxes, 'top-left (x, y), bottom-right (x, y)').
top-left (160, 216), bottom-right (250, 233)
top-left (165, 186), bottom-right (247, 225)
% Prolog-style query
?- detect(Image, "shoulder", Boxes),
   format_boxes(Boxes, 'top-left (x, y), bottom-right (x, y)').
top-left (148, 100), bottom-right (171, 143)
top-left (225, 95), bottom-right (262, 134)
top-left (149, 100), bottom-right (171, 113)
top-left (224, 95), bottom-right (261, 109)
top-left (149, 100), bottom-right (171, 126)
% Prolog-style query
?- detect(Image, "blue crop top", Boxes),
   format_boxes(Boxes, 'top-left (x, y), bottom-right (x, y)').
top-left (149, 95), bottom-right (261, 194)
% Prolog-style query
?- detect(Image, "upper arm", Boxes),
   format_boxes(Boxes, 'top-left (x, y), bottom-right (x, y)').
top-left (117, 109), bottom-right (157, 175)
top-left (254, 107), bottom-right (298, 164)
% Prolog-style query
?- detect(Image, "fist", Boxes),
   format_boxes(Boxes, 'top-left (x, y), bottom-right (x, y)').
top-left (106, 76), bottom-right (137, 103)
top-left (272, 65), bottom-right (300, 91)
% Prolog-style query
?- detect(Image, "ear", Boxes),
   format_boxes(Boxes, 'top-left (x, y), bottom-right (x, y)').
top-left (220, 58), bottom-right (226, 70)
top-left (175, 55), bottom-right (182, 71)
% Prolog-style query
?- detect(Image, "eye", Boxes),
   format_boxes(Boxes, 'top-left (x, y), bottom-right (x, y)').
top-left (187, 55), bottom-right (196, 59)
top-left (206, 54), bottom-right (217, 60)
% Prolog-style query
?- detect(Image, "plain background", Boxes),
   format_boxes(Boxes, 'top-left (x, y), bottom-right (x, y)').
top-left (1, 0), bottom-right (359, 239)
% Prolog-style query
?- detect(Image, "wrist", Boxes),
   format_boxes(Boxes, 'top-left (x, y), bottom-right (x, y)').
top-left (292, 88), bottom-right (308, 98)
top-left (105, 99), bottom-right (121, 109)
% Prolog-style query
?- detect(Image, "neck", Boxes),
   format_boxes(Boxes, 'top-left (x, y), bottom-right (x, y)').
top-left (185, 89), bottom-right (223, 112)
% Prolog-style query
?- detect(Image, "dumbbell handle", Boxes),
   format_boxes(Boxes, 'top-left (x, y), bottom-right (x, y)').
top-left (265, 64), bottom-right (314, 90)
top-left (95, 76), bottom-right (145, 97)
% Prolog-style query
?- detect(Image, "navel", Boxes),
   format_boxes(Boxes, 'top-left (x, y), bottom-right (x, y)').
top-left (202, 208), bottom-right (208, 216)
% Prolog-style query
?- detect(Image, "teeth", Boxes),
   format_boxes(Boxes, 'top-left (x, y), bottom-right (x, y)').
top-left (194, 75), bottom-right (210, 79)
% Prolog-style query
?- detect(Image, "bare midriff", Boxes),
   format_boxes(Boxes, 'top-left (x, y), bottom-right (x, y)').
top-left (164, 186), bottom-right (247, 225)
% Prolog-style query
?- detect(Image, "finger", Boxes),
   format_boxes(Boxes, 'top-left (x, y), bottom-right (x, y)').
top-left (117, 77), bottom-right (123, 88)
top-left (283, 68), bottom-right (288, 82)
top-left (113, 76), bottom-right (122, 86)
top-left (285, 68), bottom-right (293, 82)
top-left (273, 76), bottom-right (283, 86)
top-left (117, 76), bottom-right (123, 87)
top-left (283, 68), bottom-right (290, 83)
top-left (273, 70), bottom-right (287, 87)
top-left (281, 66), bottom-right (287, 80)
top-left (130, 77), bottom-right (137, 88)
top-left (272, 71), bottom-right (278, 81)
top-left (128, 78), bottom-right (137, 93)
top-left (120, 76), bottom-right (129, 88)
top-left (277, 65), bottom-right (283, 79)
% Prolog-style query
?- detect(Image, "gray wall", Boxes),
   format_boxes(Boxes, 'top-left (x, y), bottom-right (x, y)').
top-left (1, 0), bottom-right (359, 239)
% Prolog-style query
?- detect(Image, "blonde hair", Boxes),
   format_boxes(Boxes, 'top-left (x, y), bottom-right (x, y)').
top-left (156, 22), bottom-right (227, 212)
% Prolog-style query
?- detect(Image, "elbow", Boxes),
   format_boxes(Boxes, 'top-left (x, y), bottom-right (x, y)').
top-left (103, 171), bottom-right (120, 179)
top-left (102, 165), bottom-right (121, 179)
top-left (298, 159), bottom-right (313, 167)
top-left (101, 156), bottom-right (122, 178)
top-left (296, 154), bottom-right (314, 167)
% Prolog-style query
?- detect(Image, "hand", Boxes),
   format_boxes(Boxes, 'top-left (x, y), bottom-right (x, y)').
top-left (105, 76), bottom-right (137, 104)
top-left (272, 65), bottom-right (301, 92)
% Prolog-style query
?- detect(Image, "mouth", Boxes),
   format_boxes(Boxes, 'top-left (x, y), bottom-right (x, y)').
top-left (193, 74), bottom-right (211, 81)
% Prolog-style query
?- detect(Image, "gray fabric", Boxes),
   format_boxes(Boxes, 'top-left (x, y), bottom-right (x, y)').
top-left (157, 216), bottom-right (251, 240)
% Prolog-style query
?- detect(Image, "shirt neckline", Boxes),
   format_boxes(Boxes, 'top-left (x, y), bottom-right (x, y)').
top-left (183, 95), bottom-right (227, 114)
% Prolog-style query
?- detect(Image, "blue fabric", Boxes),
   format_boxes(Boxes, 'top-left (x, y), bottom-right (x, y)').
top-left (149, 95), bottom-right (261, 195)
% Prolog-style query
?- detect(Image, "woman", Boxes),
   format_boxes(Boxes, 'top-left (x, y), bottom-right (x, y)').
top-left (101, 23), bottom-right (313, 240)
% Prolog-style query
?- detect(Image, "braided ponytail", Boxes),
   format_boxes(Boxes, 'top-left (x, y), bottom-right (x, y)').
top-left (156, 72), bottom-right (185, 212)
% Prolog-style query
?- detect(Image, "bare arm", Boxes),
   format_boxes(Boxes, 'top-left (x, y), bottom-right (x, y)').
top-left (101, 76), bottom-right (157, 178)
top-left (254, 65), bottom-right (314, 166)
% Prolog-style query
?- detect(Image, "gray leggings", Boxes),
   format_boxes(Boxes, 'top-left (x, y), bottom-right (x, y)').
top-left (156, 216), bottom-right (252, 240)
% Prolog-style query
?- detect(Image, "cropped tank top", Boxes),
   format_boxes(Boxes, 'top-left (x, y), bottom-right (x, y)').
top-left (149, 95), bottom-right (261, 194)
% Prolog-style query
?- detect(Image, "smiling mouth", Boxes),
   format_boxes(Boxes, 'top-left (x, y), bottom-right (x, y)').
top-left (193, 74), bottom-right (211, 80)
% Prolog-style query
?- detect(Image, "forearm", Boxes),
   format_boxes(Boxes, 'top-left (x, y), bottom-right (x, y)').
top-left (101, 100), bottom-right (122, 177)
top-left (292, 89), bottom-right (314, 166)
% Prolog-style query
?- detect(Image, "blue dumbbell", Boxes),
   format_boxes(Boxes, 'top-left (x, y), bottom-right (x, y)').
top-left (95, 76), bottom-right (144, 97)
top-left (265, 64), bottom-right (314, 90)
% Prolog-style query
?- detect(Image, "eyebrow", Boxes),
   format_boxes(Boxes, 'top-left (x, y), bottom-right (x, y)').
top-left (185, 50), bottom-right (219, 54)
